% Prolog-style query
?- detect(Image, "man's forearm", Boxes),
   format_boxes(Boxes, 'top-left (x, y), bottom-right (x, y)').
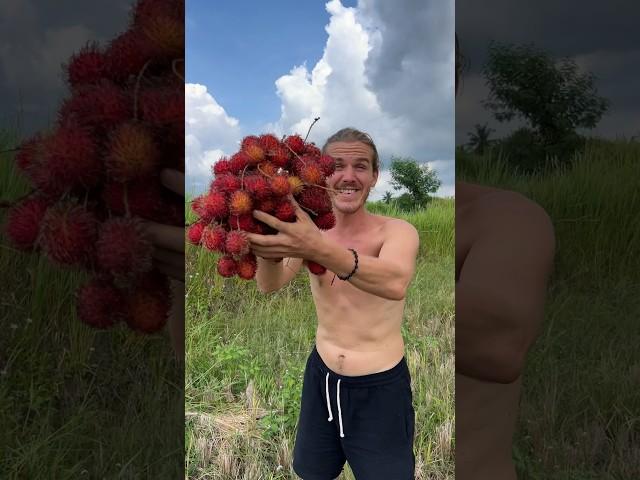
top-left (255, 258), bottom-right (286, 293)
top-left (313, 239), bottom-right (411, 301)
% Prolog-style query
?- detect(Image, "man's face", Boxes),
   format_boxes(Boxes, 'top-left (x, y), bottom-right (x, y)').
top-left (325, 141), bottom-right (378, 214)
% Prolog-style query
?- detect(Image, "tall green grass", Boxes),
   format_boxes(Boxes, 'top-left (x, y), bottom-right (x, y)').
top-left (458, 139), bottom-right (640, 479)
top-left (185, 200), bottom-right (455, 479)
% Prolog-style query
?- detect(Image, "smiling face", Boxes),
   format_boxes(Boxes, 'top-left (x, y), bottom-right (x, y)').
top-left (325, 141), bottom-right (379, 214)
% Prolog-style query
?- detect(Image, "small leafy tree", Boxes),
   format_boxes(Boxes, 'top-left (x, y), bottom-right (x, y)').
top-left (389, 157), bottom-right (441, 208)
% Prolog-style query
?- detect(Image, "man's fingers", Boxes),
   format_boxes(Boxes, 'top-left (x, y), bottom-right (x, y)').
top-left (246, 232), bottom-right (278, 246)
top-left (253, 210), bottom-right (286, 231)
top-left (144, 221), bottom-right (186, 253)
top-left (160, 169), bottom-right (185, 197)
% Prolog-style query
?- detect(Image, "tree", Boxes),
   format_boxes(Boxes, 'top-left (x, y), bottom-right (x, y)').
top-left (383, 191), bottom-right (393, 204)
top-left (482, 42), bottom-right (609, 145)
top-left (467, 123), bottom-right (495, 155)
top-left (389, 157), bottom-right (441, 208)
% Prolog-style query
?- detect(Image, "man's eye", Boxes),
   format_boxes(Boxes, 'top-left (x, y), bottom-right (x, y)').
top-left (335, 165), bottom-right (344, 170)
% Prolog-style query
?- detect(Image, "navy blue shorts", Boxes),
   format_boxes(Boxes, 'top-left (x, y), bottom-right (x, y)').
top-left (292, 346), bottom-right (415, 479)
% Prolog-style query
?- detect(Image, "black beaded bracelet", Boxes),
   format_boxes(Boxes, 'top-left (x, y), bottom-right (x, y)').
top-left (337, 248), bottom-right (358, 281)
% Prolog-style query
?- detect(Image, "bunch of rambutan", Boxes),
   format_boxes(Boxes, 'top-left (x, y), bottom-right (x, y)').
top-left (188, 132), bottom-right (336, 279)
top-left (3, 0), bottom-right (184, 334)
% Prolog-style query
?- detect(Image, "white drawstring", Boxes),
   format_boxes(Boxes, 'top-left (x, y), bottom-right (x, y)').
top-left (337, 379), bottom-right (344, 438)
top-left (325, 372), bottom-right (333, 421)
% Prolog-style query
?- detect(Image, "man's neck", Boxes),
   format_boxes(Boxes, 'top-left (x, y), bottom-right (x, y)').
top-left (333, 206), bottom-right (371, 235)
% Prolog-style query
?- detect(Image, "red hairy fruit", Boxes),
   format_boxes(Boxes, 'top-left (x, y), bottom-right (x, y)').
top-left (67, 42), bottom-right (106, 88)
top-left (237, 253), bottom-right (258, 280)
top-left (59, 81), bottom-right (131, 129)
top-left (40, 202), bottom-right (98, 266)
top-left (202, 225), bottom-right (226, 252)
top-left (228, 214), bottom-right (258, 232)
top-left (229, 151), bottom-right (251, 173)
top-left (187, 222), bottom-right (205, 245)
top-left (314, 212), bottom-right (336, 230)
top-left (307, 261), bottom-right (327, 275)
top-left (256, 198), bottom-right (276, 214)
top-left (270, 175), bottom-right (291, 197)
top-left (125, 272), bottom-right (171, 334)
top-left (96, 217), bottom-right (152, 279)
top-left (305, 143), bottom-right (321, 157)
top-left (140, 86), bottom-right (183, 129)
top-left (244, 175), bottom-right (271, 200)
top-left (107, 123), bottom-right (159, 181)
top-left (76, 278), bottom-right (124, 329)
top-left (300, 162), bottom-right (324, 185)
top-left (211, 173), bottom-right (241, 193)
top-left (259, 134), bottom-right (280, 153)
top-left (15, 135), bottom-right (44, 176)
top-left (318, 155), bottom-right (336, 177)
top-left (134, 0), bottom-right (184, 27)
top-left (244, 143), bottom-right (265, 165)
top-left (4, 196), bottom-right (49, 251)
top-left (212, 157), bottom-right (231, 176)
top-left (141, 15), bottom-right (184, 60)
top-left (270, 145), bottom-right (290, 168)
top-left (229, 190), bottom-right (253, 216)
top-left (298, 186), bottom-right (332, 214)
top-left (275, 201), bottom-right (296, 222)
top-left (45, 123), bottom-right (102, 190)
top-left (102, 178), bottom-right (163, 219)
top-left (225, 230), bottom-right (250, 256)
top-left (284, 134), bottom-right (305, 155)
top-left (193, 192), bottom-right (228, 222)
top-left (258, 161), bottom-right (277, 177)
top-left (288, 176), bottom-right (304, 194)
top-left (104, 29), bottom-right (153, 83)
top-left (217, 255), bottom-right (238, 278)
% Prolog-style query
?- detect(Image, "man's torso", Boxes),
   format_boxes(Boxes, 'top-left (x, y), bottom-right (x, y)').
top-left (309, 214), bottom-right (406, 376)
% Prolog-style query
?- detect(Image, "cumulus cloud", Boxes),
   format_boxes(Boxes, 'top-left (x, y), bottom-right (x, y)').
top-left (185, 83), bottom-right (243, 192)
top-left (186, 0), bottom-right (454, 199)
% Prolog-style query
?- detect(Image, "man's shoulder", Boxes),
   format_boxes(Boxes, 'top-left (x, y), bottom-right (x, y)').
top-left (375, 215), bottom-right (419, 241)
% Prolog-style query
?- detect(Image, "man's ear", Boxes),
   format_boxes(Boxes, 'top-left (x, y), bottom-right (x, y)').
top-left (371, 169), bottom-right (379, 187)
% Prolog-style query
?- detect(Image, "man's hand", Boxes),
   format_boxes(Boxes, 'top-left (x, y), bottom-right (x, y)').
top-left (247, 196), bottom-right (324, 261)
top-left (143, 169), bottom-right (185, 282)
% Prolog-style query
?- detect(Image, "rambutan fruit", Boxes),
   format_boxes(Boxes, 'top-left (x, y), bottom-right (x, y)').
top-left (244, 143), bottom-right (265, 165)
top-left (225, 230), bottom-right (250, 256)
top-left (124, 272), bottom-right (171, 334)
top-left (270, 145), bottom-right (290, 168)
top-left (284, 134), bottom-right (305, 155)
top-left (4, 196), bottom-right (49, 251)
top-left (228, 214), bottom-right (257, 232)
top-left (76, 277), bottom-right (124, 329)
top-left (304, 143), bottom-right (322, 157)
top-left (212, 158), bottom-right (231, 176)
top-left (256, 198), bottom-right (276, 214)
top-left (307, 261), bottom-right (327, 275)
top-left (40, 202), bottom-right (98, 266)
top-left (59, 81), bottom-right (131, 129)
top-left (187, 222), bottom-right (205, 245)
top-left (217, 255), bottom-right (238, 278)
top-left (104, 29), bottom-right (153, 83)
top-left (300, 162), bottom-right (324, 185)
top-left (229, 151), bottom-right (251, 173)
top-left (139, 86), bottom-right (183, 129)
top-left (142, 15), bottom-right (184, 60)
top-left (298, 186), bottom-right (332, 214)
top-left (259, 134), bottom-right (280, 153)
top-left (237, 253), bottom-right (258, 280)
top-left (229, 190), bottom-right (253, 216)
top-left (287, 175), bottom-right (304, 194)
top-left (275, 201), bottom-right (296, 222)
top-left (291, 155), bottom-right (314, 176)
top-left (244, 175), bottom-right (271, 200)
top-left (315, 211), bottom-right (336, 230)
top-left (96, 217), bottom-right (153, 279)
top-left (15, 135), bottom-right (44, 177)
top-left (107, 123), bottom-right (159, 182)
top-left (66, 42), bottom-right (106, 88)
top-left (134, 0), bottom-right (184, 27)
top-left (193, 191), bottom-right (228, 222)
top-left (202, 225), bottom-right (226, 252)
top-left (102, 178), bottom-right (163, 219)
top-left (257, 161), bottom-right (277, 177)
top-left (318, 155), bottom-right (336, 177)
top-left (241, 135), bottom-right (260, 151)
top-left (270, 175), bottom-right (291, 197)
top-left (211, 174), bottom-right (241, 194)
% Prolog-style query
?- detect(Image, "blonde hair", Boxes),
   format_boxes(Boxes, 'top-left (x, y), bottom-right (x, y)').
top-left (322, 127), bottom-right (380, 173)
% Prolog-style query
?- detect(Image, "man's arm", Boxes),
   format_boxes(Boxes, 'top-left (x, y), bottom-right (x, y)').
top-left (315, 219), bottom-right (419, 301)
top-left (255, 257), bottom-right (303, 293)
top-left (456, 195), bottom-right (555, 384)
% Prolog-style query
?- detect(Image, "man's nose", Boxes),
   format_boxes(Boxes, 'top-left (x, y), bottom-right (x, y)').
top-left (341, 165), bottom-right (356, 181)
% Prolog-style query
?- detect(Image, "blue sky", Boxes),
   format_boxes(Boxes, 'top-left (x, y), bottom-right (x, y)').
top-left (186, 0), bottom-right (455, 199)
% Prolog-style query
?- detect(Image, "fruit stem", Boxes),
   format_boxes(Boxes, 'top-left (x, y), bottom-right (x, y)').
top-left (256, 164), bottom-right (273, 179)
top-left (172, 59), bottom-right (185, 82)
top-left (304, 117), bottom-right (321, 143)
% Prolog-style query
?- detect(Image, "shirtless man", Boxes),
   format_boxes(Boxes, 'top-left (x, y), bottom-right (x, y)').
top-left (455, 36), bottom-right (556, 479)
top-left (247, 128), bottom-right (419, 479)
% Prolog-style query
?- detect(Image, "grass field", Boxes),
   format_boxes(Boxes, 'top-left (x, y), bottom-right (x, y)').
top-left (458, 139), bottom-right (640, 479)
top-left (185, 198), bottom-right (455, 479)
top-left (0, 131), bottom-right (183, 479)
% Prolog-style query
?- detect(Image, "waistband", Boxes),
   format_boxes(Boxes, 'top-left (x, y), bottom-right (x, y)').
top-left (310, 345), bottom-right (408, 388)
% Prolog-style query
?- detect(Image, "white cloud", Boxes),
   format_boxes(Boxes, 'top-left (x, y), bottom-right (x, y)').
top-left (186, 0), bottom-right (454, 199)
top-left (185, 83), bottom-right (242, 193)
